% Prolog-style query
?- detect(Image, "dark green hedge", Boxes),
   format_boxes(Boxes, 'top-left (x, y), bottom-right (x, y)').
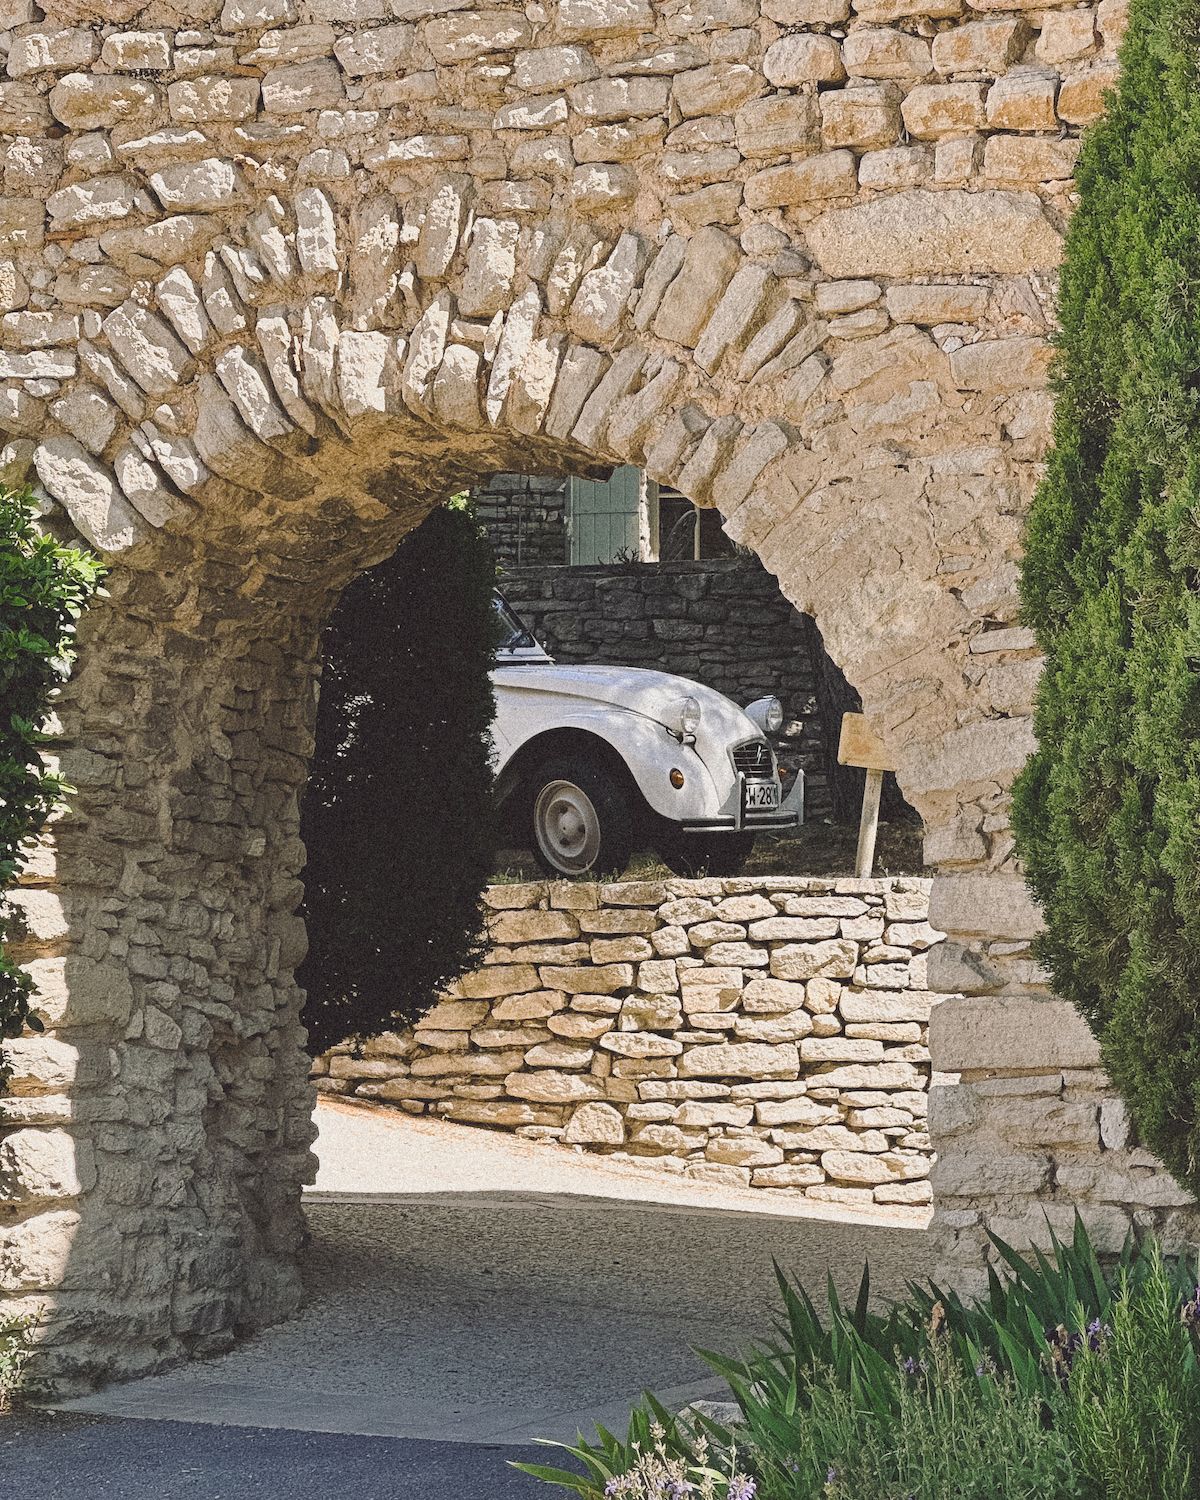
top-left (299, 501), bottom-right (498, 1057)
top-left (1012, 0), bottom-right (1200, 1194)
top-left (0, 488), bottom-right (103, 1077)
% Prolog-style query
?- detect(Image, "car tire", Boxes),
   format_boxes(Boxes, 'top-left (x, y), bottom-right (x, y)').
top-left (656, 832), bottom-right (756, 878)
top-left (529, 755), bottom-right (634, 879)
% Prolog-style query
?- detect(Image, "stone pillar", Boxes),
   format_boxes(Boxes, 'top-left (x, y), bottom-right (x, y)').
top-left (0, 579), bottom-right (320, 1389)
top-left (928, 870), bottom-right (1200, 1290)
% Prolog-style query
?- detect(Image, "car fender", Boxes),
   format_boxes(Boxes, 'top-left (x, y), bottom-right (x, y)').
top-left (494, 703), bottom-right (728, 824)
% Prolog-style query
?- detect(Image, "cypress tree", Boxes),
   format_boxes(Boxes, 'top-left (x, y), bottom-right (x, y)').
top-left (299, 500), bottom-right (498, 1056)
top-left (1013, 0), bottom-right (1200, 1193)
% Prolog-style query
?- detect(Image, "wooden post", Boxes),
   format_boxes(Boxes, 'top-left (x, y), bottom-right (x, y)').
top-left (856, 769), bottom-right (883, 879)
top-left (837, 714), bottom-right (896, 880)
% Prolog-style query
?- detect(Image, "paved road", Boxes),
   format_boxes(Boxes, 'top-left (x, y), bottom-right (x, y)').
top-left (3, 1411), bottom-right (548, 1500)
top-left (24, 1102), bottom-right (933, 1496)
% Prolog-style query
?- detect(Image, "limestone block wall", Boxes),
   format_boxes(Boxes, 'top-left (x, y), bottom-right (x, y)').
top-left (926, 874), bottom-right (1200, 1290)
top-left (501, 557), bottom-right (836, 815)
top-left (313, 875), bottom-right (943, 1207)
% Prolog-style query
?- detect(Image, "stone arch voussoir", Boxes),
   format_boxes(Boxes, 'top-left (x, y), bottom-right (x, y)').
top-left (14, 175), bottom-right (1046, 817)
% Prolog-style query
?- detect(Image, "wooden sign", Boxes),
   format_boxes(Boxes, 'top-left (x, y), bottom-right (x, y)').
top-left (837, 713), bottom-right (895, 879)
top-left (837, 713), bottom-right (896, 773)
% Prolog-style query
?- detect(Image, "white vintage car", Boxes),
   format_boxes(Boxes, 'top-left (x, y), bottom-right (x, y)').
top-left (490, 591), bottom-right (804, 878)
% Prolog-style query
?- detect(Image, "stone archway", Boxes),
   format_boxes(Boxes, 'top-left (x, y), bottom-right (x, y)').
top-left (2, 0), bottom-right (1190, 1391)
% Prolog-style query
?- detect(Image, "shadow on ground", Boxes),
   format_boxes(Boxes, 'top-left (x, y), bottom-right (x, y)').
top-left (53, 1194), bottom-right (933, 1444)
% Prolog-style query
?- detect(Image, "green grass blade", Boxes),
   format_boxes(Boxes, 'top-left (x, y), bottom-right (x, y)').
top-left (510, 1461), bottom-right (595, 1494)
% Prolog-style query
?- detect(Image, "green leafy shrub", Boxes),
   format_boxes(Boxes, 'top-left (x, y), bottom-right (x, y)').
top-left (1, 487), bottom-right (104, 1085)
top-left (299, 500), bottom-right (499, 1056)
top-left (1010, 0), bottom-right (1200, 1194)
top-left (702, 1218), bottom-right (1165, 1422)
top-left (0, 1312), bottom-right (35, 1413)
top-left (520, 1221), bottom-right (1200, 1500)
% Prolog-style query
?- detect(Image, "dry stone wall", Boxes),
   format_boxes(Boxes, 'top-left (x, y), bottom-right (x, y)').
top-left (1, 0), bottom-right (1192, 1393)
top-left (314, 875), bottom-right (941, 1207)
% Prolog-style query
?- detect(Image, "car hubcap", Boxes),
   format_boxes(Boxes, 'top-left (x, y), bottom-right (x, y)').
top-left (534, 780), bottom-right (602, 875)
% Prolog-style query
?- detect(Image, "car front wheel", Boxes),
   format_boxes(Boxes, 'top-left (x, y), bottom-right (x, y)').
top-left (529, 755), bottom-right (634, 878)
top-left (656, 832), bottom-right (756, 878)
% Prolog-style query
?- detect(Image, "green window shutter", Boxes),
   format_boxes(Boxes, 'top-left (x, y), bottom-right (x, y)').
top-left (569, 467), bottom-right (644, 565)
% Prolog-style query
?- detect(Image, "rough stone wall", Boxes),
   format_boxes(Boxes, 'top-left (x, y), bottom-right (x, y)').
top-left (927, 876), bottom-right (1199, 1284)
top-left (0, 596), bottom-right (324, 1386)
top-left (476, 470), bottom-right (569, 566)
top-left (314, 875), bottom-right (941, 1206)
top-left (1, 0), bottom-right (1190, 1393)
top-left (501, 557), bottom-right (834, 815)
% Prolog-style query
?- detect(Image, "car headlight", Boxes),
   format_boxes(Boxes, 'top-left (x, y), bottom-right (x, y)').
top-left (664, 695), bottom-right (702, 739)
top-left (745, 695), bottom-right (784, 734)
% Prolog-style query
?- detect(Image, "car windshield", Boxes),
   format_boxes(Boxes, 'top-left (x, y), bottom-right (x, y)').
top-left (492, 592), bottom-right (538, 652)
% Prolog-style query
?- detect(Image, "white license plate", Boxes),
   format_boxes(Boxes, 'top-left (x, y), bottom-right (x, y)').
top-left (744, 781), bottom-right (780, 811)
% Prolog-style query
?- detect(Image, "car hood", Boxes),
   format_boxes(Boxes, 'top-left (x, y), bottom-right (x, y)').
top-left (493, 661), bottom-right (766, 763)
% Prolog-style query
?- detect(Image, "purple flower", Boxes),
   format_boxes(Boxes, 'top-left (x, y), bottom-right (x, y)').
top-left (726, 1479), bottom-right (755, 1500)
top-left (826, 1468), bottom-right (838, 1486)
top-left (666, 1482), bottom-right (693, 1499)
top-left (604, 1480), bottom-right (620, 1497)
top-left (1048, 1316), bottom-right (1110, 1362)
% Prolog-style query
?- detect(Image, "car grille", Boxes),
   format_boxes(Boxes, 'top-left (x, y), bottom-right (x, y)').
top-left (733, 740), bottom-right (774, 779)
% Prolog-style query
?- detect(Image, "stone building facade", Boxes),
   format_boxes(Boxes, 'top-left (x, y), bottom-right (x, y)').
top-left (1, 0), bottom-right (1187, 1394)
top-left (476, 469), bottom-right (570, 566)
top-left (315, 874), bottom-right (941, 1206)
top-left (502, 556), bottom-right (837, 816)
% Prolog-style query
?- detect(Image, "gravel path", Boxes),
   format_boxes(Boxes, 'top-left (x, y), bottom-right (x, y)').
top-left (52, 1101), bottom-right (933, 1446)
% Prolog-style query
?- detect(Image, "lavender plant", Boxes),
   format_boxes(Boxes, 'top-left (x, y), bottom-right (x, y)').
top-left (816, 1342), bottom-right (1078, 1500)
top-left (1055, 1249), bottom-right (1200, 1499)
top-left (517, 1404), bottom-right (757, 1500)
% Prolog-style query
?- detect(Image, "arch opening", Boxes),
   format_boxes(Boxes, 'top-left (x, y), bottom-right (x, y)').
top-left (4, 362), bottom-right (1002, 1389)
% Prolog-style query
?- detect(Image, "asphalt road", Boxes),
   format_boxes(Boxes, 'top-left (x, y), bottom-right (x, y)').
top-left (2, 1410), bottom-right (548, 1500)
top-left (20, 1103), bottom-right (933, 1497)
